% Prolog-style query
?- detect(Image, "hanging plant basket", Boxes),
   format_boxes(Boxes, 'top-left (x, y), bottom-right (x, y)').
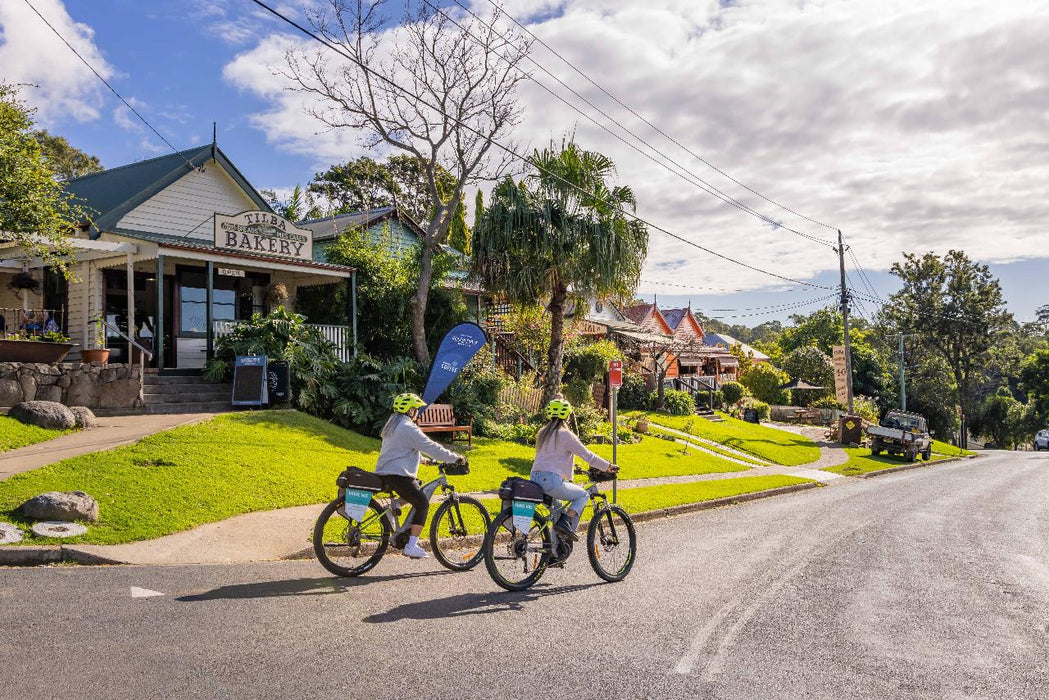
top-left (9, 272), bottom-right (40, 293)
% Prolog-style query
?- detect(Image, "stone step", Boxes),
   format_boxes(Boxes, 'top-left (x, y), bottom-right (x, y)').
top-left (93, 403), bottom-right (243, 417)
top-left (142, 381), bottom-right (231, 395)
top-left (143, 375), bottom-right (211, 386)
top-left (142, 390), bottom-right (232, 404)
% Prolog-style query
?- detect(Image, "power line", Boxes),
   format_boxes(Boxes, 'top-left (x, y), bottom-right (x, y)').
top-left (640, 279), bottom-right (802, 294)
top-left (433, 0), bottom-right (836, 249)
top-left (481, 0), bottom-right (839, 233)
top-left (22, 0), bottom-right (198, 172)
top-left (248, 0), bottom-right (835, 292)
top-left (703, 294), bottom-right (837, 320)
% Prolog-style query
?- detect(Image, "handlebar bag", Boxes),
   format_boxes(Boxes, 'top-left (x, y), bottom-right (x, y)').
top-left (441, 462), bottom-right (470, 476)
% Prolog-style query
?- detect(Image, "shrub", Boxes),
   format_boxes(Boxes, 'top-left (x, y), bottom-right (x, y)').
top-left (203, 306), bottom-right (340, 414)
top-left (721, 381), bottom-right (746, 406)
top-left (708, 389), bottom-right (725, 411)
top-left (740, 364), bottom-right (790, 405)
top-left (329, 354), bottom-right (422, 436)
top-left (564, 340), bottom-right (623, 383)
top-left (655, 389), bottom-right (695, 416)
top-left (564, 377), bottom-right (597, 408)
top-left (573, 404), bottom-right (606, 442)
top-left (781, 346), bottom-right (834, 406)
top-left (851, 394), bottom-right (880, 423)
top-left (747, 400), bottom-right (771, 421)
top-left (617, 372), bottom-right (650, 411)
top-left (812, 395), bottom-right (844, 410)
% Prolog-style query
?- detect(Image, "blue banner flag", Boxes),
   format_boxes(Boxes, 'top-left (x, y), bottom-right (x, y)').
top-left (421, 322), bottom-right (489, 405)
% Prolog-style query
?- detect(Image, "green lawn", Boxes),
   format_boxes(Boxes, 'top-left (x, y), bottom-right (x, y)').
top-left (0, 411), bottom-right (750, 546)
top-left (0, 415), bottom-right (72, 454)
top-left (823, 447), bottom-right (949, 476)
top-left (641, 412), bottom-right (821, 466)
top-left (480, 474), bottom-right (815, 519)
top-left (931, 439), bottom-right (976, 457)
top-left (646, 425), bottom-right (769, 466)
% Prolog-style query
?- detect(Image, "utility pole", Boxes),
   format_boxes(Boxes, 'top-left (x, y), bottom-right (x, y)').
top-left (898, 334), bottom-right (906, 411)
top-left (837, 230), bottom-right (854, 413)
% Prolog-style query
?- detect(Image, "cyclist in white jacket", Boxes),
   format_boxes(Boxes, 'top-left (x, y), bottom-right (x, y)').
top-left (530, 398), bottom-right (618, 542)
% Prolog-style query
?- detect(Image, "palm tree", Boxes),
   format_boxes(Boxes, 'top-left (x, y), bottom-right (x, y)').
top-left (472, 142), bottom-right (648, 403)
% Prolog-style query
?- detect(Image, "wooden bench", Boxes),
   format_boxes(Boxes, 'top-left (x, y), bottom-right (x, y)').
top-left (416, 403), bottom-right (473, 446)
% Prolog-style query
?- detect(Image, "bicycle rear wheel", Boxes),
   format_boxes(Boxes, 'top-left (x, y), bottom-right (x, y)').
top-left (587, 505), bottom-right (636, 582)
top-left (483, 508), bottom-right (551, 591)
top-left (313, 499), bottom-right (390, 577)
top-left (429, 495), bottom-right (491, 571)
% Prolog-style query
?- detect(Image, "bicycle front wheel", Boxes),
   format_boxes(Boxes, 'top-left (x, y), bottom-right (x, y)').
top-left (483, 508), bottom-right (551, 591)
top-left (587, 505), bottom-right (636, 583)
top-left (429, 495), bottom-right (491, 571)
top-left (313, 499), bottom-right (390, 577)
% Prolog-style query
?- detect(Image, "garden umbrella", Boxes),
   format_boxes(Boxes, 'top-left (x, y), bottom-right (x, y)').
top-left (779, 378), bottom-right (825, 391)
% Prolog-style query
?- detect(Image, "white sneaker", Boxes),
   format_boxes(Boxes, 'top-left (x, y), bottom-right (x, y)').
top-left (402, 542), bottom-right (429, 559)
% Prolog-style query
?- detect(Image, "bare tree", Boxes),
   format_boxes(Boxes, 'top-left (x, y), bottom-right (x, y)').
top-left (280, 0), bottom-right (530, 363)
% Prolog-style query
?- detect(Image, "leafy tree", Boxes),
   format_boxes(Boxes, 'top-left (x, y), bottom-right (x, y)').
top-left (295, 225), bottom-right (466, 358)
top-left (982, 386), bottom-right (1018, 448)
top-left (32, 129), bottom-right (103, 181)
top-left (472, 142), bottom-right (648, 403)
top-left (881, 250), bottom-right (1013, 446)
top-left (1020, 348), bottom-right (1049, 424)
top-left (721, 381), bottom-right (746, 406)
top-left (739, 363), bottom-right (790, 405)
top-left (781, 346), bottom-right (834, 406)
top-left (0, 84), bottom-right (83, 275)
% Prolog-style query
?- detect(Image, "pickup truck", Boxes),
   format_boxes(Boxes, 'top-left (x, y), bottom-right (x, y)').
top-left (867, 410), bottom-right (932, 462)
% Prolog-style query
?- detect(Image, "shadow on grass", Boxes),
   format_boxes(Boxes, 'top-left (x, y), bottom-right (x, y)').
top-left (176, 569), bottom-right (459, 601)
top-left (362, 581), bottom-right (604, 623)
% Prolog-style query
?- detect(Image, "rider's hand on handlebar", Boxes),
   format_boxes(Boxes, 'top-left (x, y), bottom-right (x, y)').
top-left (607, 464), bottom-right (620, 475)
top-left (456, 456), bottom-right (468, 466)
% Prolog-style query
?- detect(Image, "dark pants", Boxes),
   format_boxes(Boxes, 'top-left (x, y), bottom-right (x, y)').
top-left (381, 475), bottom-right (429, 527)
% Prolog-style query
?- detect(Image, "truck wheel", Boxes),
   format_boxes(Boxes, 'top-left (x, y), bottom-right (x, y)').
top-left (907, 450), bottom-right (917, 463)
top-left (871, 440), bottom-right (881, 456)
top-left (923, 448), bottom-right (932, 461)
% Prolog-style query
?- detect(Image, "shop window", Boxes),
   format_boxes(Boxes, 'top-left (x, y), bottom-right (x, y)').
top-left (180, 286), bottom-right (235, 335)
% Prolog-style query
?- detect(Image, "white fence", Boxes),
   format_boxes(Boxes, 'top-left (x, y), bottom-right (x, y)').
top-left (213, 321), bottom-right (353, 362)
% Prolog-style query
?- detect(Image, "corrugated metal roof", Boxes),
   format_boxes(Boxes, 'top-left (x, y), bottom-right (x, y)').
top-left (702, 332), bottom-right (770, 361)
top-left (298, 207), bottom-right (399, 241)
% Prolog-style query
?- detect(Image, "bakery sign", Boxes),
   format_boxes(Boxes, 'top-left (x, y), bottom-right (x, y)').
top-left (214, 211), bottom-right (313, 261)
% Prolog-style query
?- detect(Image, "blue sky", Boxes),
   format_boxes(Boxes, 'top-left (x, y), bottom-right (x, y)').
top-left (2, 0), bottom-right (1047, 324)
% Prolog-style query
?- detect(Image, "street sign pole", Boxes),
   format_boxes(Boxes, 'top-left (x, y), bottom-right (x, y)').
top-left (608, 359), bottom-right (623, 505)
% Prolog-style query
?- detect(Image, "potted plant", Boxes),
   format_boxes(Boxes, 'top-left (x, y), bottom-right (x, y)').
top-left (0, 329), bottom-right (77, 363)
top-left (81, 317), bottom-right (110, 364)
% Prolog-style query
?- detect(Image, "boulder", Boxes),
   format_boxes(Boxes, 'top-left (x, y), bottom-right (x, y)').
top-left (9, 400), bottom-right (77, 430)
top-left (68, 405), bottom-right (99, 429)
top-left (0, 378), bottom-right (22, 406)
top-left (18, 491), bottom-right (99, 522)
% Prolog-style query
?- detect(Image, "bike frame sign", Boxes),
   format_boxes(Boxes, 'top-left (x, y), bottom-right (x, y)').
top-left (512, 499), bottom-right (538, 532)
top-left (344, 488), bottom-right (375, 521)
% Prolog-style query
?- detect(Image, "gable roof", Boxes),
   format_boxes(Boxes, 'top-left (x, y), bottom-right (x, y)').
top-left (64, 144), bottom-right (271, 236)
top-left (621, 303), bottom-right (673, 334)
top-left (298, 206), bottom-right (408, 241)
top-left (661, 308), bottom-right (685, 330)
top-left (702, 332), bottom-right (770, 361)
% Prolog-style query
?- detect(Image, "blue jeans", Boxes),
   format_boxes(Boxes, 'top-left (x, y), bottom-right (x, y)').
top-left (531, 471), bottom-right (588, 522)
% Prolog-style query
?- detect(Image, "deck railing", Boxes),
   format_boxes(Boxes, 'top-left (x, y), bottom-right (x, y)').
top-left (0, 307), bottom-right (65, 339)
top-left (213, 320), bottom-right (353, 362)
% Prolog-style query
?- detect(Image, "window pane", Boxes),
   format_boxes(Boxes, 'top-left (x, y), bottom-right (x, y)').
top-left (182, 287), bottom-right (206, 303)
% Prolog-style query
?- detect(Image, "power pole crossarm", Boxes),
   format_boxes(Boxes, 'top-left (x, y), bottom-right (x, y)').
top-left (837, 230), bottom-right (854, 413)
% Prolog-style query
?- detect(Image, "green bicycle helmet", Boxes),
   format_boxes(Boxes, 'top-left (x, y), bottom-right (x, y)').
top-left (392, 393), bottom-right (427, 414)
top-left (545, 398), bottom-right (573, 420)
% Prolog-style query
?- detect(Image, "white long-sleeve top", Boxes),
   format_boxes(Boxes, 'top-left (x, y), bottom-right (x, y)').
top-left (375, 414), bottom-right (460, 478)
top-left (530, 426), bottom-right (611, 481)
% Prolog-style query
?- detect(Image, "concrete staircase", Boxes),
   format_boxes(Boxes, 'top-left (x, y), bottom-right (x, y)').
top-left (93, 374), bottom-right (236, 417)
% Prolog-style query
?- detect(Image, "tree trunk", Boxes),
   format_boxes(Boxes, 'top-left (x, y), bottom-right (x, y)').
top-left (542, 284), bottom-right (568, 406)
top-left (410, 241), bottom-right (437, 365)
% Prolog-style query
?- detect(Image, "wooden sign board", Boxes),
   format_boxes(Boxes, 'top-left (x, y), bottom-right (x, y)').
top-left (832, 346), bottom-right (849, 404)
top-left (232, 355), bottom-right (268, 406)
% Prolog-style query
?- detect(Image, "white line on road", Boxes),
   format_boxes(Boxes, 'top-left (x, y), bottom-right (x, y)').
top-left (130, 586), bottom-right (164, 598)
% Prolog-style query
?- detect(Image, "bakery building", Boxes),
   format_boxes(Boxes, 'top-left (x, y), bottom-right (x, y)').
top-left (0, 143), bottom-right (355, 370)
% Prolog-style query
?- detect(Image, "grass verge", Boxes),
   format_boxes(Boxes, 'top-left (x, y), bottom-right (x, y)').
top-left (0, 411), bottom-right (750, 546)
top-left (646, 425), bottom-right (769, 466)
top-left (931, 439), bottom-right (976, 457)
top-left (0, 415), bottom-right (72, 454)
top-left (640, 412), bottom-right (820, 466)
top-left (823, 447), bottom-right (948, 476)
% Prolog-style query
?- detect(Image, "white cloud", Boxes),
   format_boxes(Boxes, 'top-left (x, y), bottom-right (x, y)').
top-left (0, 0), bottom-right (114, 123)
top-left (222, 0), bottom-right (1049, 294)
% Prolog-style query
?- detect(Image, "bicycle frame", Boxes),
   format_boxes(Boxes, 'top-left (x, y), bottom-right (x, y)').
top-left (378, 474), bottom-right (451, 537)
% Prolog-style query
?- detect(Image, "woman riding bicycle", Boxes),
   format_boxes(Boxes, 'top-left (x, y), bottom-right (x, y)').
top-left (376, 393), bottom-right (466, 560)
top-left (531, 398), bottom-right (618, 542)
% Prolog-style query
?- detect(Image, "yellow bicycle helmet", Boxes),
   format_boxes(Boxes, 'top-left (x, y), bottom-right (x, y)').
top-left (545, 398), bottom-right (573, 420)
top-left (392, 393), bottom-right (427, 414)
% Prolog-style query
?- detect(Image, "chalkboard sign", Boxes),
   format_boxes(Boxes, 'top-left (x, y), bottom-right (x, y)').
top-left (232, 355), bottom-right (268, 406)
top-left (743, 408), bottom-right (760, 424)
top-left (267, 361), bottom-right (290, 404)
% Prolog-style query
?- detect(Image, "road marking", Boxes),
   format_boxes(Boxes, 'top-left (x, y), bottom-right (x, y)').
top-left (130, 587), bottom-right (164, 598)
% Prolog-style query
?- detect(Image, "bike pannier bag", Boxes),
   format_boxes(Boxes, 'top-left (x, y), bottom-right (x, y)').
top-left (336, 466), bottom-right (384, 491)
top-left (336, 467), bottom-right (384, 523)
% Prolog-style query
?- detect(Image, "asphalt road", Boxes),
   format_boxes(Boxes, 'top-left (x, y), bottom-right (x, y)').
top-left (3, 451), bottom-right (1049, 699)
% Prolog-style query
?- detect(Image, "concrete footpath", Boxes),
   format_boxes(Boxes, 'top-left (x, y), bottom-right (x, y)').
top-left (0, 413), bottom-right (216, 482)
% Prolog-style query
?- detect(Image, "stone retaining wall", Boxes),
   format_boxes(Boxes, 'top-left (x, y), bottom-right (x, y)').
top-left (0, 362), bottom-right (142, 410)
